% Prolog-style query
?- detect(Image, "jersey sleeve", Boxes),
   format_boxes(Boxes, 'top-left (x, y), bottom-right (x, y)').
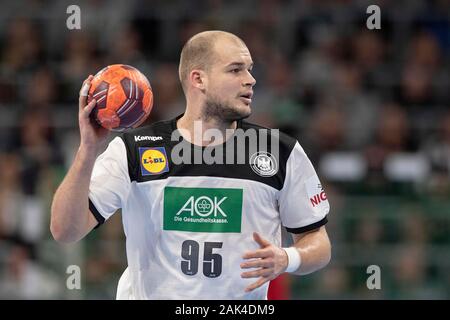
top-left (89, 136), bottom-right (131, 226)
top-left (278, 142), bottom-right (329, 233)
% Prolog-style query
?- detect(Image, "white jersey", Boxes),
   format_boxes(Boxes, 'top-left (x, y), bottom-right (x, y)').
top-left (88, 115), bottom-right (330, 299)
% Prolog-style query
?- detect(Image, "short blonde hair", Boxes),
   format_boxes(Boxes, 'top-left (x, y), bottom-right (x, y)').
top-left (178, 30), bottom-right (244, 92)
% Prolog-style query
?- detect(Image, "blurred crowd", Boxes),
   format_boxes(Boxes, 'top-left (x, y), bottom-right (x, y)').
top-left (0, 0), bottom-right (449, 299)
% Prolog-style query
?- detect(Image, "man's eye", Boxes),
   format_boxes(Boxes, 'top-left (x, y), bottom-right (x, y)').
top-left (231, 69), bottom-right (240, 73)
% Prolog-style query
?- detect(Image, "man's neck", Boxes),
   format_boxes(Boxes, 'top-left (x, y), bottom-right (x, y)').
top-left (177, 109), bottom-right (237, 147)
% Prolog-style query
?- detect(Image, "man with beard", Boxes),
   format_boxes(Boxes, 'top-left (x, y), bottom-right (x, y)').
top-left (50, 31), bottom-right (331, 299)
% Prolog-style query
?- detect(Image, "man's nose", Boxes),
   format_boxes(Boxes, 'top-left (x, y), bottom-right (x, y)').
top-left (244, 72), bottom-right (256, 87)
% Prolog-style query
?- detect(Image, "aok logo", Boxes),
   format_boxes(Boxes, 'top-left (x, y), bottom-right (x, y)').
top-left (176, 196), bottom-right (228, 217)
top-left (164, 187), bottom-right (243, 233)
top-left (310, 191), bottom-right (327, 207)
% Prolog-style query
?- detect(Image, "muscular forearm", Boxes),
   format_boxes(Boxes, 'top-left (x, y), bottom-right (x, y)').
top-left (50, 146), bottom-right (97, 243)
top-left (290, 226), bottom-right (331, 275)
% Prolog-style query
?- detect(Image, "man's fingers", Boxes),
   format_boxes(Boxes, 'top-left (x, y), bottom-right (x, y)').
top-left (244, 277), bottom-right (270, 292)
top-left (253, 232), bottom-right (271, 248)
top-left (81, 99), bottom-right (97, 117)
top-left (79, 75), bottom-right (93, 94)
top-left (240, 259), bottom-right (273, 269)
top-left (242, 248), bottom-right (270, 260)
top-left (241, 268), bottom-right (273, 279)
top-left (85, 74), bottom-right (94, 84)
top-left (79, 75), bottom-right (94, 108)
top-left (80, 83), bottom-right (90, 97)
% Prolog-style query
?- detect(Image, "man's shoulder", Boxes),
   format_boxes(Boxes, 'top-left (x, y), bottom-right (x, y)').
top-left (240, 120), bottom-right (298, 150)
top-left (118, 118), bottom-right (175, 145)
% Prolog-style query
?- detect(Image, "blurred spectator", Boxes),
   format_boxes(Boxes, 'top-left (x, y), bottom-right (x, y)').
top-left (251, 50), bottom-right (301, 129)
top-left (148, 63), bottom-right (185, 121)
top-left (352, 30), bottom-right (386, 75)
top-left (332, 62), bottom-right (379, 148)
top-left (423, 111), bottom-right (450, 174)
top-left (314, 266), bottom-right (352, 299)
top-left (106, 24), bottom-right (153, 77)
top-left (365, 103), bottom-right (415, 175)
top-left (400, 208), bottom-right (428, 244)
top-left (305, 102), bottom-right (346, 163)
top-left (0, 153), bottom-right (22, 238)
top-left (397, 63), bottom-right (436, 111)
top-left (1, 17), bottom-right (42, 77)
top-left (407, 31), bottom-right (442, 71)
top-left (0, 241), bottom-right (60, 299)
top-left (354, 213), bottom-right (384, 248)
top-left (60, 32), bottom-right (100, 102)
top-left (390, 245), bottom-right (445, 299)
top-left (422, 111), bottom-right (450, 195)
top-left (24, 67), bottom-right (58, 109)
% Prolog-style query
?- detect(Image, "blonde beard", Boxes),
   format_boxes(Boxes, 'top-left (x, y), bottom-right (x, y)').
top-left (203, 95), bottom-right (251, 122)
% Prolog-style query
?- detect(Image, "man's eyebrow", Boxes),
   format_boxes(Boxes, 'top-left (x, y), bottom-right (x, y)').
top-left (227, 62), bottom-right (254, 68)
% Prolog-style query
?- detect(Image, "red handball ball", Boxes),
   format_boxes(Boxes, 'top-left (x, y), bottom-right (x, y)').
top-left (87, 64), bottom-right (153, 131)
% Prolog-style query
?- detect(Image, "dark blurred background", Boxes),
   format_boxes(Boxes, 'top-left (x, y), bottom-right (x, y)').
top-left (0, 0), bottom-right (449, 299)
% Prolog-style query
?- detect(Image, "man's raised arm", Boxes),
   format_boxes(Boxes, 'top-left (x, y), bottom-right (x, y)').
top-left (50, 75), bottom-right (109, 243)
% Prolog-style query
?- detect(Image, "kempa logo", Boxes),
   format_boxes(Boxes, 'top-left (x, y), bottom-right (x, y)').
top-left (164, 187), bottom-right (242, 233)
top-left (135, 135), bottom-right (163, 142)
top-left (176, 196), bottom-right (227, 217)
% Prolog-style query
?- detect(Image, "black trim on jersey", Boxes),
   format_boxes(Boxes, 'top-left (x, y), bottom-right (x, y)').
top-left (285, 216), bottom-right (328, 234)
top-left (119, 114), bottom-right (298, 191)
top-left (119, 118), bottom-right (176, 183)
top-left (89, 198), bottom-right (105, 228)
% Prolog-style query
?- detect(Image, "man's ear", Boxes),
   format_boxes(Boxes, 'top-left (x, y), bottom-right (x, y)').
top-left (189, 69), bottom-right (207, 91)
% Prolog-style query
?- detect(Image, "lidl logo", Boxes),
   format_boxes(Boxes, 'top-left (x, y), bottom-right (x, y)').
top-left (164, 187), bottom-right (243, 233)
top-left (139, 147), bottom-right (169, 176)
